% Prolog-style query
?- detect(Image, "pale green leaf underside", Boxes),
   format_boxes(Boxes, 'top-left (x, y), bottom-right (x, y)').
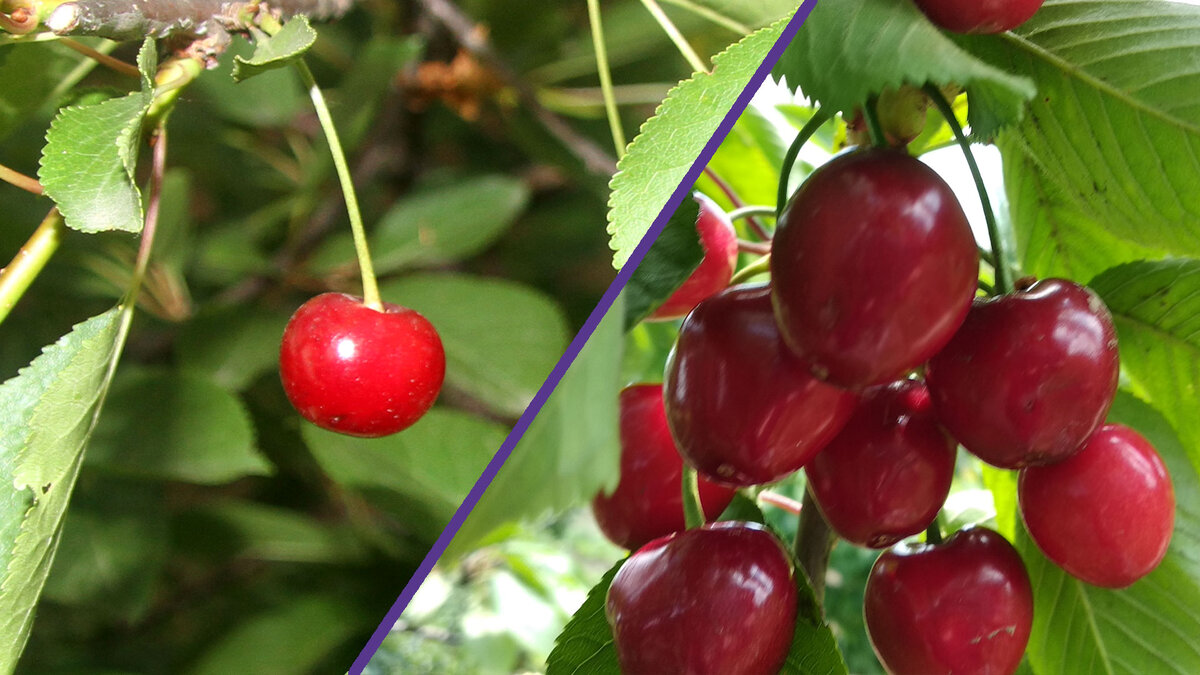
top-left (232, 16), bottom-right (317, 82)
top-left (607, 15), bottom-right (790, 269)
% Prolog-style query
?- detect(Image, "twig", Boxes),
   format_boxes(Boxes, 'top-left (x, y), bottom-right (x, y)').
top-left (0, 162), bottom-right (43, 195)
top-left (60, 37), bottom-right (140, 77)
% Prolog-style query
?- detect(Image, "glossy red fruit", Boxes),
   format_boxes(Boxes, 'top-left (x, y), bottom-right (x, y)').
top-left (926, 278), bottom-right (1118, 469)
top-left (806, 379), bottom-right (956, 548)
top-left (279, 292), bottom-right (445, 437)
top-left (865, 527), bottom-right (1033, 675)
top-left (770, 148), bottom-right (977, 389)
top-left (606, 521), bottom-right (797, 675)
top-left (664, 283), bottom-right (859, 486)
top-left (1019, 424), bottom-right (1174, 588)
top-left (912, 0), bottom-right (1045, 34)
top-left (592, 384), bottom-right (738, 550)
top-left (649, 193), bottom-right (739, 321)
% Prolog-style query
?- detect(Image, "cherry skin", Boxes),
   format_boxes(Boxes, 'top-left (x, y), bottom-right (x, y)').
top-left (606, 521), bottom-right (798, 675)
top-left (770, 148), bottom-right (977, 389)
top-left (926, 278), bottom-right (1119, 469)
top-left (664, 283), bottom-right (859, 486)
top-left (649, 193), bottom-right (739, 321)
top-left (912, 0), bottom-right (1045, 34)
top-left (865, 526), bottom-right (1033, 675)
top-left (279, 292), bottom-right (445, 437)
top-left (1019, 423), bottom-right (1174, 588)
top-left (805, 379), bottom-right (956, 548)
top-left (592, 383), bottom-right (738, 550)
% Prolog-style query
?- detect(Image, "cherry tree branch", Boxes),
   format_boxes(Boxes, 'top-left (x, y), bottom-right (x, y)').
top-left (40, 0), bottom-right (353, 40)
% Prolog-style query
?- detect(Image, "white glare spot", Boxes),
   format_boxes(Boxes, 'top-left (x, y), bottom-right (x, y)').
top-left (336, 338), bottom-right (357, 360)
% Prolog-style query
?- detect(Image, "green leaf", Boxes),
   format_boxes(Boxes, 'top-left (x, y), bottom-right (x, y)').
top-left (608, 15), bottom-right (791, 269)
top-left (1089, 259), bottom-right (1200, 472)
top-left (175, 499), bottom-right (368, 564)
top-left (38, 38), bottom-right (156, 234)
top-left (311, 175), bottom-right (531, 276)
top-left (0, 308), bottom-right (123, 673)
top-left (196, 36), bottom-right (307, 128)
top-left (232, 16), bottom-right (318, 82)
top-left (85, 368), bottom-right (270, 484)
top-left (447, 294), bottom-right (625, 560)
top-left (379, 275), bottom-right (570, 418)
top-left (983, 0), bottom-right (1200, 258)
top-left (544, 558), bottom-right (623, 675)
top-left (622, 195), bottom-right (702, 327)
top-left (0, 42), bottom-right (88, 142)
top-left (175, 304), bottom-right (293, 391)
top-left (771, 0), bottom-right (1034, 138)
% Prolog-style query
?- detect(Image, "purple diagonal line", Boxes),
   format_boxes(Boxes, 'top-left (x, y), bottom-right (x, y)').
top-left (347, 3), bottom-right (816, 671)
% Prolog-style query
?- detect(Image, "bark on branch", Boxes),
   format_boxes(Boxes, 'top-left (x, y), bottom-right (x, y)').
top-left (41, 0), bottom-right (353, 41)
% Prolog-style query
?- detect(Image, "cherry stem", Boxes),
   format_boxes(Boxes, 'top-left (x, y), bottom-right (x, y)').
top-left (758, 490), bottom-right (803, 516)
top-left (294, 58), bottom-right (382, 311)
top-left (738, 239), bottom-right (770, 256)
top-left (795, 486), bottom-right (836, 605)
top-left (729, 254), bottom-right (770, 285)
top-left (0, 208), bottom-right (64, 326)
top-left (923, 83), bottom-right (1014, 295)
top-left (129, 124), bottom-right (169, 301)
top-left (587, 0), bottom-right (627, 159)
top-left (925, 515), bottom-right (944, 546)
top-left (777, 106), bottom-right (835, 218)
top-left (704, 167), bottom-right (769, 240)
top-left (978, 278), bottom-right (995, 296)
top-left (0, 161), bottom-right (42, 195)
top-left (727, 205), bottom-right (776, 223)
top-left (681, 468), bottom-right (705, 529)
top-left (639, 0), bottom-right (709, 74)
top-left (658, 0), bottom-right (749, 33)
top-left (862, 96), bottom-right (887, 149)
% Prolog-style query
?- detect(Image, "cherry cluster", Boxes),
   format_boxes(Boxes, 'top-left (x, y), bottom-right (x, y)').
top-left (596, 147), bottom-right (1175, 674)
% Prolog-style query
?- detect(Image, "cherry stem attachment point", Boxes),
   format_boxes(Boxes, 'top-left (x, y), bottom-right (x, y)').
top-left (777, 106), bottom-right (835, 218)
top-left (294, 58), bottom-right (382, 311)
top-left (681, 468), bottom-right (705, 529)
top-left (923, 83), bottom-right (1014, 295)
top-left (0, 208), bottom-right (64, 326)
top-left (587, 0), bottom-right (627, 159)
top-left (758, 490), bottom-right (803, 516)
top-left (863, 96), bottom-right (887, 149)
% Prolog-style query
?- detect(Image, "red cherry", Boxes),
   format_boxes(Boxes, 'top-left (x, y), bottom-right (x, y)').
top-left (279, 292), bottom-right (445, 437)
top-left (926, 278), bottom-right (1119, 469)
top-left (1019, 424), bottom-right (1174, 588)
top-left (664, 283), bottom-right (859, 486)
top-left (649, 193), bottom-right (739, 321)
top-left (770, 148), bottom-right (977, 389)
top-left (865, 527), bottom-right (1033, 675)
top-left (912, 0), bottom-right (1045, 34)
top-left (592, 383), bottom-right (738, 550)
top-left (805, 379), bottom-right (956, 548)
top-left (606, 521), bottom-right (797, 675)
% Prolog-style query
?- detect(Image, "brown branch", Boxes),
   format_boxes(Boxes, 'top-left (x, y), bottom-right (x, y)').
top-left (45, 0), bottom-right (355, 40)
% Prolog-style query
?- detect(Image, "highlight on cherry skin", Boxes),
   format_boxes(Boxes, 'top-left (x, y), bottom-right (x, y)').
top-left (647, 192), bottom-right (739, 321)
top-left (605, 521), bottom-right (798, 675)
top-left (591, 383), bottom-right (737, 550)
top-left (279, 292), bottom-right (446, 438)
top-left (1019, 423), bottom-right (1175, 589)
top-left (912, 0), bottom-right (1046, 34)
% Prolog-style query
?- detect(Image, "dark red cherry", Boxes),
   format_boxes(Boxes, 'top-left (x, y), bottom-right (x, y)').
top-left (1019, 424), bottom-right (1174, 588)
top-left (926, 278), bottom-right (1119, 469)
top-left (770, 148), bottom-right (977, 389)
top-left (865, 527), bottom-right (1033, 675)
top-left (279, 292), bottom-right (445, 437)
top-left (664, 283), bottom-right (859, 486)
top-left (805, 379), bottom-right (956, 548)
top-left (606, 521), bottom-right (797, 675)
top-left (912, 0), bottom-right (1045, 34)
top-left (649, 193), bottom-right (739, 321)
top-left (592, 383), bottom-right (738, 550)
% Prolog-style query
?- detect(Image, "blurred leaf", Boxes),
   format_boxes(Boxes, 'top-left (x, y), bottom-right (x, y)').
top-left (333, 35), bottom-right (424, 148)
top-left (196, 37), bottom-right (306, 127)
top-left (676, 0), bottom-right (796, 28)
top-left (619, 320), bottom-right (679, 387)
top-left (380, 274), bottom-right (569, 418)
top-left (772, 0), bottom-right (1034, 139)
top-left (608, 15), bottom-right (791, 268)
top-left (0, 308), bottom-right (122, 673)
top-left (176, 499), bottom-right (367, 564)
top-left (233, 16), bottom-right (317, 82)
top-left (0, 42), bottom-right (87, 142)
top-left (38, 39), bottom-right (156, 234)
top-left (312, 176), bottom-right (530, 275)
top-left (86, 368), bottom-right (270, 484)
top-left (703, 102), bottom-right (788, 211)
top-left (175, 304), bottom-right (293, 391)
top-left (544, 558), bottom-right (623, 675)
top-left (623, 195), bottom-right (701, 327)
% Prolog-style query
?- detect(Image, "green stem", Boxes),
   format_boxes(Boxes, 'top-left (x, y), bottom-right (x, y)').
top-left (0, 161), bottom-right (42, 194)
top-left (659, 0), bottom-right (749, 33)
top-left (728, 205), bottom-right (776, 222)
top-left (639, 0), bottom-right (708, 74)
top-left (682, 468), bottom-right (704, 529)
top-left (729, 254), bottom-right (770, 285)
top-left (294, 58), bottom-right (382, 310)
top-left (586, 0), bottom-right (627, 159)
top-left (0, 209), bottom-right (64, 325)
top-left (925, 514), bottom-right (944, 545)
top-left (923, 84), bottom-right (1014, 294)
top-left (777, 107), bottom-right (834, 217)
top-left (862, 96), bottom-right (886, 148)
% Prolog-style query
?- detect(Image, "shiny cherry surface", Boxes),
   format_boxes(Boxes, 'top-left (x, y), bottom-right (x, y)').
top-left (1019, 424), bottom-right (1174, 588)
top-left (806, 379), bottom-right (956, 548)
top-left (770, 148), bottom-right (977, 389)
top-left (913, 0), bottom-right (1045, 34)
top-left (650, 193), bottom-right (739, 321)
top-left (592, 383), bottom-right (737, 550)
top-left (926, 278), bottom-right (1119, 468)
top-left (865, 527), bottom-right (1033, 675)
top-left (279, 292), bottom-right (445, 437)
top-left (606, 521), bottom-right (798, 675)
top-left (664, 284), bottom-right (859, 486)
